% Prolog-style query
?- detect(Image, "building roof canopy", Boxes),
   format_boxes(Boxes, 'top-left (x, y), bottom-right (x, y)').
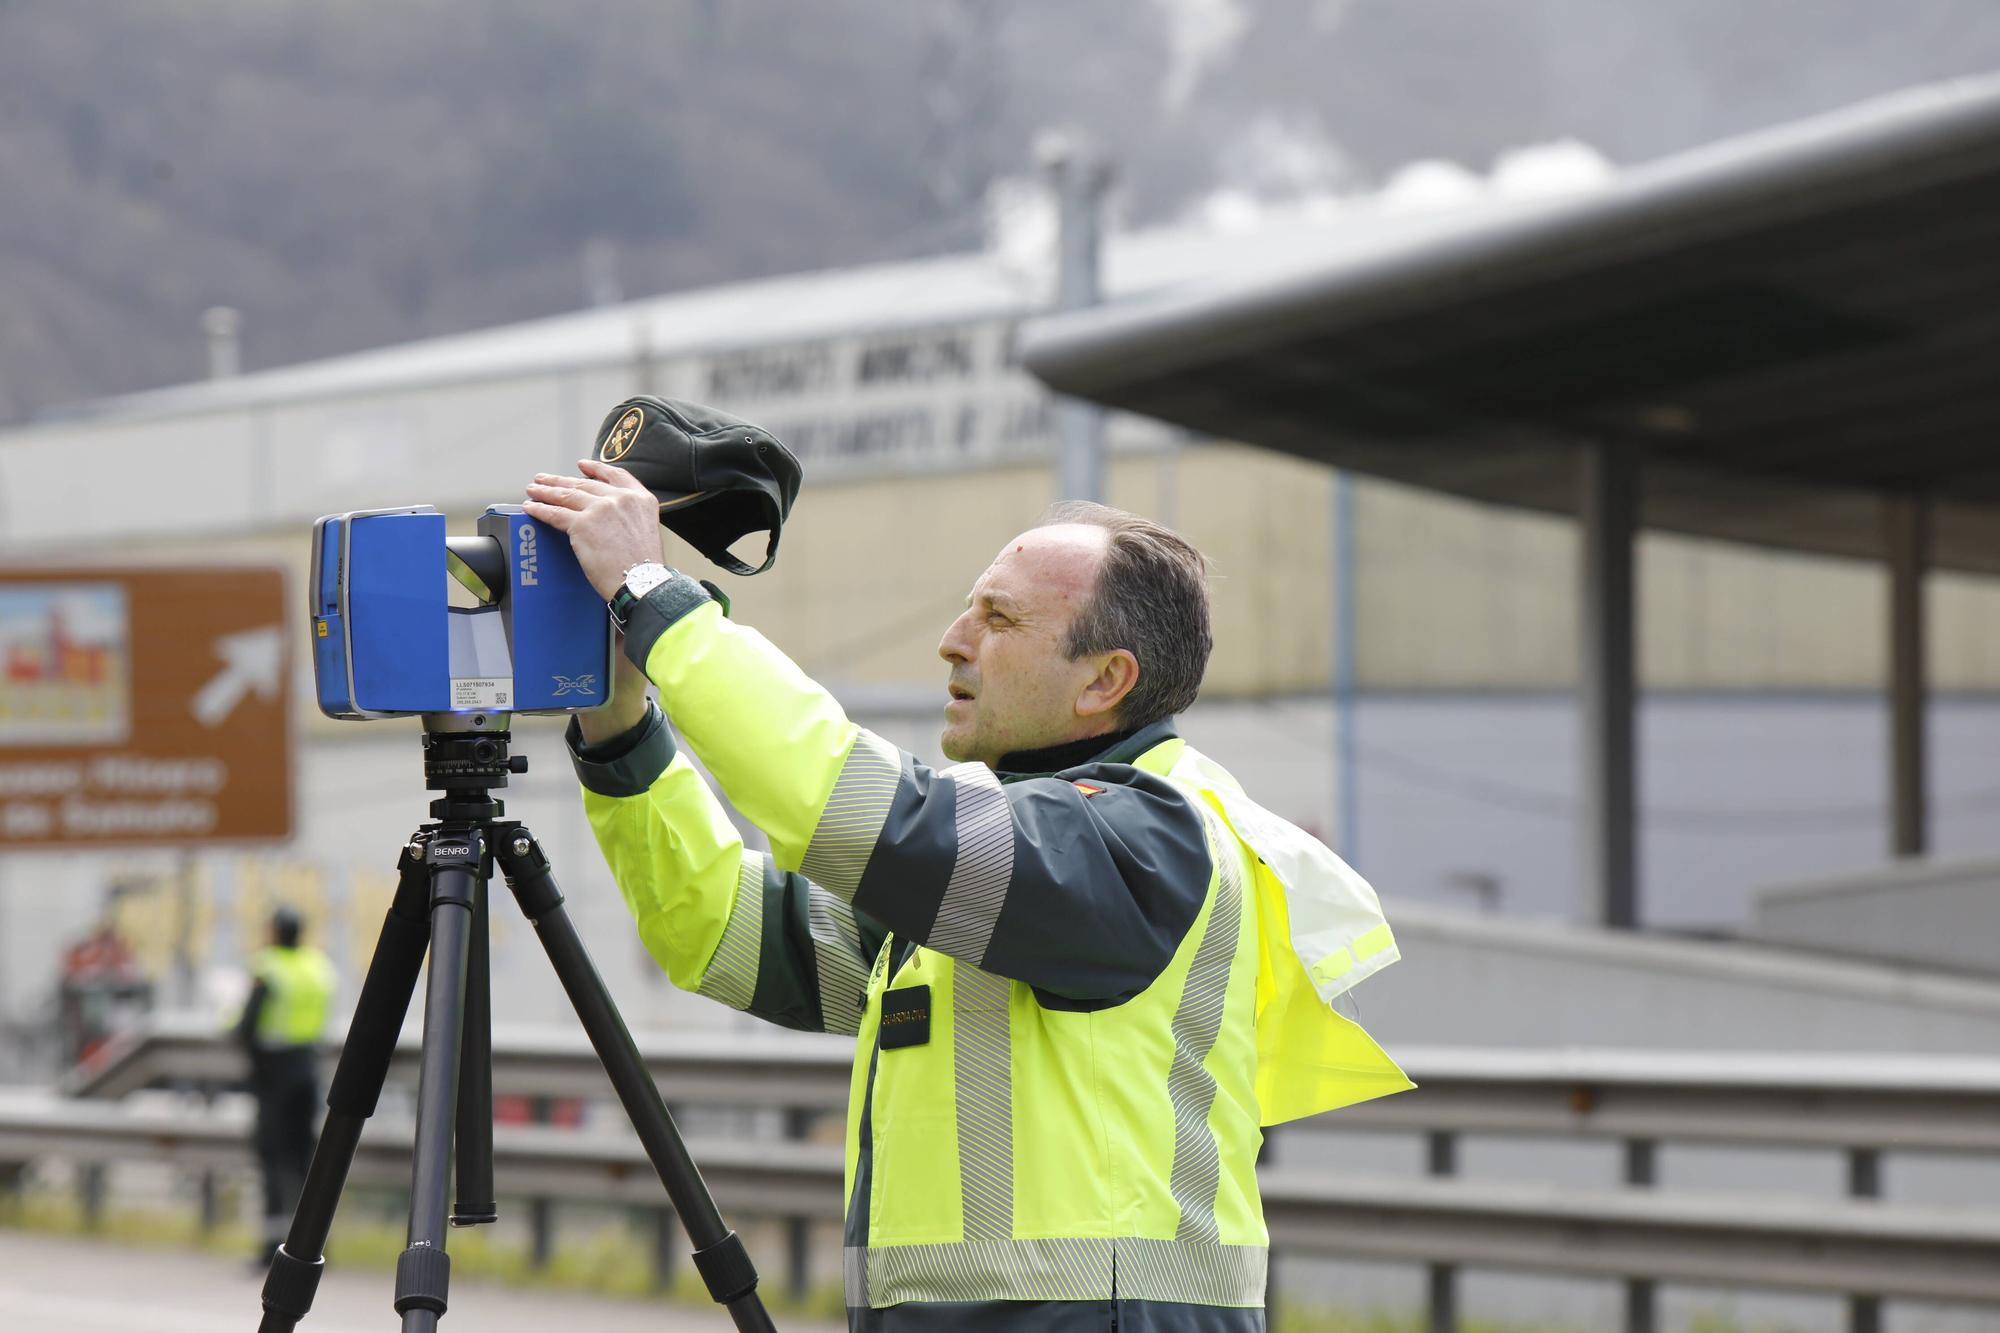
top-left (1022, 78), bottom-right (2000, 574)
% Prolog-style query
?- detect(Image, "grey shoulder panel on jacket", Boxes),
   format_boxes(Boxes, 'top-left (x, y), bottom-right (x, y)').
top-left (846, 756), bottom-right (1213, 1007)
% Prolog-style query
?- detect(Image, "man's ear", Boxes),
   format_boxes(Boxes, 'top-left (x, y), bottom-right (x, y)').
top-left (1076, 649), bottom-right (1139, 722)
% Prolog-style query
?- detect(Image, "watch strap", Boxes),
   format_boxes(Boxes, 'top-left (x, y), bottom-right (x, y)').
top-left (609, 583), bottom-right (641, 629)
top-left (617, 571), bottom-right (716, 669)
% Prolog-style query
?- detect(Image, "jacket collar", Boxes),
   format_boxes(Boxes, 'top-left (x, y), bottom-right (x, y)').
top-left (994, 717), bottom-right (1180, 780)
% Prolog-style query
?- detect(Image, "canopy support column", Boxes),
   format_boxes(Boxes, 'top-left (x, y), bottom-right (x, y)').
top-left (1886, 494), bottom-right (1930, 858)
top-left (1580, 442), bottom-right (1639, 929)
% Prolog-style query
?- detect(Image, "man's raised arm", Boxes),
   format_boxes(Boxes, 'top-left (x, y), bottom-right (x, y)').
top-left (568, 699), bottom-right (883, 1036)
top-left (620, 578), bottom-right (1213, 1007)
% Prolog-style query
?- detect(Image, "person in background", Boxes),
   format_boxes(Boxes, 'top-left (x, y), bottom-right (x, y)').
top-left (234, 906), bottom-right (336, 1268)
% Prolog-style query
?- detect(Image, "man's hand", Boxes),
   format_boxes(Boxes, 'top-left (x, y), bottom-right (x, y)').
top-left (523, 459), bottom-right (662, 600)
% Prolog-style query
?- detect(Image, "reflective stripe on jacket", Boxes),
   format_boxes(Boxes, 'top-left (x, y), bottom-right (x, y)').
top-left (572, 574), bottom-right (1408, 1326)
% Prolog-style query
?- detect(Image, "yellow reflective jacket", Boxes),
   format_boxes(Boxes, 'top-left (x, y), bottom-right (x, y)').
top-left (572, 577), bottom-right (1409, 1319)
top-left (244, 944), bottom-right (336, 1049)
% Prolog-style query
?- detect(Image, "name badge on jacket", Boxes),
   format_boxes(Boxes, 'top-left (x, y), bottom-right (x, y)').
top-left (879, 985), bottom-right (931, 1049)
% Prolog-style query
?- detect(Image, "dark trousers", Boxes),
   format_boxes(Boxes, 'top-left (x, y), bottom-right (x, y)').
top-left (251, 1046), bottom-right (320, 1240)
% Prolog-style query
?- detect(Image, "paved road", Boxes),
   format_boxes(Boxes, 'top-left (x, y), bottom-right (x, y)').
top-left (0, 1230), bottom-right (846, 1332)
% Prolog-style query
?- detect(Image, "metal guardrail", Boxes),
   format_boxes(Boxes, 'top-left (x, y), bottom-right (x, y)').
top-left (2, 1091), bottom-right (1998, 1307)
top-left (33, 1017), bottom-right (2000, 1329)
top-left (65, 1016), bottom-right (854, 1110)
top-left (0, 1092), bottom-right (839, 1217)
top-left (71, 1017), bottom-right (2000, 1151)
top-left (1259, 1173), bottom-right (2000, 1307)
top-left (1336, 1045), bottom-right (2000, 1154)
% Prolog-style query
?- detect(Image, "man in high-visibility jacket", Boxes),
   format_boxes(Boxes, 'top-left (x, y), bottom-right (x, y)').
top-left (235, 907), bottom-right (336, 1267)
top-left (527, 458), bottom-right (1408, 1332)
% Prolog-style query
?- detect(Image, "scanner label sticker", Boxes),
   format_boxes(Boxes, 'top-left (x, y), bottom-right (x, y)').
top-left (451, 678), bottom-right (512, 710)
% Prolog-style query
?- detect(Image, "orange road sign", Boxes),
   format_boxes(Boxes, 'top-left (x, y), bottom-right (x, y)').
top-left (0, 567), bottom-right (292, 848)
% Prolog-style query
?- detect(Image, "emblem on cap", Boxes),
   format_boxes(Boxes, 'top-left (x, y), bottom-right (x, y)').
top-left (601, 407), bottom-right (645, 462)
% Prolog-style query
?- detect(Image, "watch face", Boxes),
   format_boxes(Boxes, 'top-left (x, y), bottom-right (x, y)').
top-left (626, 564), bottom-right (672, 597)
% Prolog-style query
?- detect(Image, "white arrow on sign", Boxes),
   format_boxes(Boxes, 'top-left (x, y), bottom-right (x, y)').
top-left (192, 625), bottom-right (284, 728)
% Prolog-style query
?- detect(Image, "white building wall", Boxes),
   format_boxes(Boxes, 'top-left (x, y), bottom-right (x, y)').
top-left (1751, 856), bottom-right (2000, 977)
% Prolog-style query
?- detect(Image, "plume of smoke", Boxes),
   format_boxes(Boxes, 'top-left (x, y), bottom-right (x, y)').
top-left (1489, 140), bottom-right (1614, 197)
top-left (1186, 128), bottom-right (1613, 232)
top-left (984, 171), bottom-right (1059, 297)
top-left (1152, 0), bottom-right (1249, 111)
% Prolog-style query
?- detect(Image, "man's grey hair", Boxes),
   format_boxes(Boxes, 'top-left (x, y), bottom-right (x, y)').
top-left (1040, 500), bottom-right (1213, 730)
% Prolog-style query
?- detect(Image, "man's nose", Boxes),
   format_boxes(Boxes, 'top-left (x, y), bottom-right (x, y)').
top-left (939, 612), bottom-right (973, 665)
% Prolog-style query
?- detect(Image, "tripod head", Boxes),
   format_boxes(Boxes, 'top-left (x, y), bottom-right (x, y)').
top-left (420, 711), bottom-right (525, 822)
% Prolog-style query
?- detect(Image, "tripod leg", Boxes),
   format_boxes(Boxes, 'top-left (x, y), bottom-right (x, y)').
top-left (452, 877), bottom-right (497, 1227)
top-left (394, 830), bottom-right (481, 1333)
top-left (495, 825), bottom-right (776, 1333)
top-left (260, 839), bottom-right (433, 1333)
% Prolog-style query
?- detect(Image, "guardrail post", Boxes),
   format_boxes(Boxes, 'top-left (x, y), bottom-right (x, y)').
top-left (198, 1165), bottom-right (220, 1236)
top-left (78, 1162), bottom-right (105, 1232)
top-left (1623, 1139), bottom-right (1657, 1333)
top-left (651, 1205), bottom-right (677, 1290)
top-left (645, 1101), bottom-right (688, 1290)
top-left (1426, 1130), bottom-right (1457, 1333)
top-left (785, 1106), bottom-right (814, 1303)
top-left (528, 1095), bottom-right (554, 1269)
top-left (1847, 1147), bottom-right (1883, 1333)
top-left (196, 1087), bottom-right (220, 1236)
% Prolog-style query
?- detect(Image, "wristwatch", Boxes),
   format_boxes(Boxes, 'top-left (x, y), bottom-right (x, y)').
top-left (609, 561), bottom-right (675, 631)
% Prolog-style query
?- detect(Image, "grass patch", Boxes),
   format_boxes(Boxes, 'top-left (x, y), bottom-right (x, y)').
top-left (0, 1181), bottom-right (851, 1317)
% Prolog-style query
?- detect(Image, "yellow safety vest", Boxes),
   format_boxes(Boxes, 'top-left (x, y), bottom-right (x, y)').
top-left (249, 945), bottom-right (335, 1049)
top-left (839, 737), bottom-right (1410, 1309)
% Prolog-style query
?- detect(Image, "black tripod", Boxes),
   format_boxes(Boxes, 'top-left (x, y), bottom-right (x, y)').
top-left (256, 715), bottom-right (776, 1332)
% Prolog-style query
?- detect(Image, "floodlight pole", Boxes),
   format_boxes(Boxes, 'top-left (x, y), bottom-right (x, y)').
top-left (203, 306), bottom-right (241, 380)
top-left (1043, 135), bottom-right (1112, 503)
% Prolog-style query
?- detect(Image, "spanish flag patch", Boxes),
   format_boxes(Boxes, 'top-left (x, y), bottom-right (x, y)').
top-left (1071, 780), bottom-right (1104, 797)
